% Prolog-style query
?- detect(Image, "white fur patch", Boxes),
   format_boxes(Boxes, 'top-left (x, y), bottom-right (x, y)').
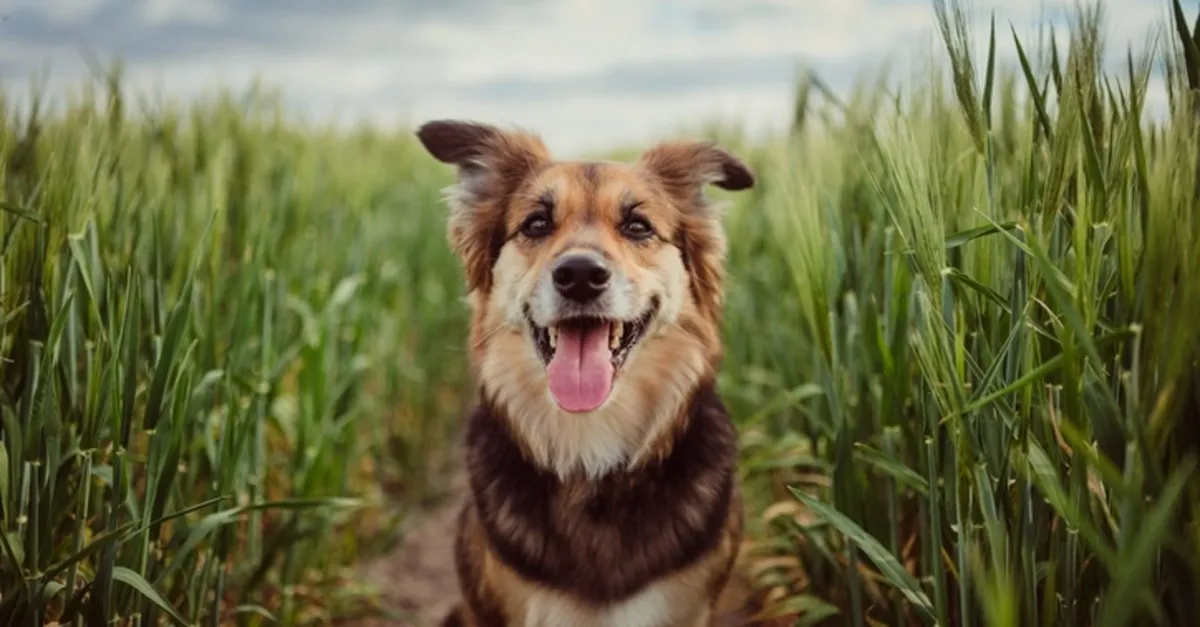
top-left (521, 577), bottom-right (704, 627)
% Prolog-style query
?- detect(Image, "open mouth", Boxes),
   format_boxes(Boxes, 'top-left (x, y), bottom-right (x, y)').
top-left (526, 297), bottom-right (660, 413)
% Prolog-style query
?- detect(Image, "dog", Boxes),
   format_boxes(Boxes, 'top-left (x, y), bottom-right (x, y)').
top-left (414, 119), bottom-right (755, 627)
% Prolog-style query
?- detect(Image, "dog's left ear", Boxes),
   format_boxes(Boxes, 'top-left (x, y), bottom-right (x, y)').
top-left (415, 119), bottom-right (550, 291)
top-left (638, 140), bottom-right (752, 322)
top-left (637, 140), bottom-right (755, 198)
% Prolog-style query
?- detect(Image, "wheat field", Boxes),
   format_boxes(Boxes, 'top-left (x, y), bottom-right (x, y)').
top-left (2, 1), bottom-right (1199, 625)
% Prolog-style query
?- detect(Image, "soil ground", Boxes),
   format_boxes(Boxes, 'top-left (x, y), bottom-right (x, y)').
top-left (350, 470), bottom-right (468, 627)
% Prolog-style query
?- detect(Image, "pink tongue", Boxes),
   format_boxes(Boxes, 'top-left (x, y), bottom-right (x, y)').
top-left (547, 323), bottom-right (615, 412)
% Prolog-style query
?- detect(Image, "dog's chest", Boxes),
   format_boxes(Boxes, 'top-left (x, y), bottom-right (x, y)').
top-left (465, 386), bottom-right (738, 622)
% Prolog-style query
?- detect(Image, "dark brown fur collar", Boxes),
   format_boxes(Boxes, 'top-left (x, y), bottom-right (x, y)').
top-left (463, 381), bottom-right (738, 606)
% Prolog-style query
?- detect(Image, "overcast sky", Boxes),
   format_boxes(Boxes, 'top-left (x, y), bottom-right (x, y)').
top-left (0, 0), bottom-right (1169, 156)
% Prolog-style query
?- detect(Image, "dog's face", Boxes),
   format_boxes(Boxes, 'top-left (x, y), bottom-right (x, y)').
top-left (417, 119), bottom-right (754, 476)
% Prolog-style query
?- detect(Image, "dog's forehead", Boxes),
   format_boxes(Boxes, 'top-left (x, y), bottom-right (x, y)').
top-left (527, 161), bottom-right (655, 217)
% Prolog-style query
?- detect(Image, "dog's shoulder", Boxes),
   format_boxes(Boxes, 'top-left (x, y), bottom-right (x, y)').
top-left (462, 382), bottom-right (740, 605)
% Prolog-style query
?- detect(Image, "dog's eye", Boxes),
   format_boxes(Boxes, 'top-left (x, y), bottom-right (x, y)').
top-left (520, 214), bottom-right (553, 239)
top-left (620, 216), bottom-right (654, 240)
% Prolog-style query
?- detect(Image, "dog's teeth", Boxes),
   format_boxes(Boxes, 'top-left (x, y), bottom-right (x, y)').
top-left (610, 321), bottom-right (623, 351)
top-left (549, 326), bottom-right (559, 350)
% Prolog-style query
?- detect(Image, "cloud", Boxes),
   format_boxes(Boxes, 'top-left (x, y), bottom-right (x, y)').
top-left (0, 0), bottom-right (1171, 155)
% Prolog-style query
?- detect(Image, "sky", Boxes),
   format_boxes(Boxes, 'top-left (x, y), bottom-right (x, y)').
top-left (0, 0), bottom-right (1171, 157)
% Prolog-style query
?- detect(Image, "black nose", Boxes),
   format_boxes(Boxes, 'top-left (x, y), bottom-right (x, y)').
top-left (552, 254), bottom-right (611, 303)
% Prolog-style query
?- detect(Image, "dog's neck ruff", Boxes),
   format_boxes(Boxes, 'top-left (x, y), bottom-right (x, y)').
top-left (463, 382), bottom-right (738, 605)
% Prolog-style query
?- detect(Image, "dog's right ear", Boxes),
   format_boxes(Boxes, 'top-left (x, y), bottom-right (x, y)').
top-left (416, 119), bottom-right (501, 168)
top-left (416, 119), bottom-right (550, 194)
top-left (415, 119), bottom-right (550, 291)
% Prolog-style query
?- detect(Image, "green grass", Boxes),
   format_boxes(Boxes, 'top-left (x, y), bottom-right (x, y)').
top-left (731, 2), bottom-right (1200, 625)
top-left (2, 0), bottom-right (1199, 625)
top-left (1, 77), bottom-right (471, 624)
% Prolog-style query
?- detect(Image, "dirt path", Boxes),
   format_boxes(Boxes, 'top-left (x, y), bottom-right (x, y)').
top-left (352, 470), bottom-right (467, 627)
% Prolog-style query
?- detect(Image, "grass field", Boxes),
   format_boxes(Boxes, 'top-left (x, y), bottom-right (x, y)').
top-left (3, 0), bottom-right (1200, 625)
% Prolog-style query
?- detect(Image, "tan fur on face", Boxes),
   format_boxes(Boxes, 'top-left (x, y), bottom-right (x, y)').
top-left (417, 120), bottom-right (753, 480)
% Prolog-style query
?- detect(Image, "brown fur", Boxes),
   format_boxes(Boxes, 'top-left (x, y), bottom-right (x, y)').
top-left (416, 119), bottom-right (756, 627)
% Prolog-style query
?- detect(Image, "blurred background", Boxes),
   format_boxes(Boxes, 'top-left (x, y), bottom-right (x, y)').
top-left (0, 0), bottom-right (1165, 154)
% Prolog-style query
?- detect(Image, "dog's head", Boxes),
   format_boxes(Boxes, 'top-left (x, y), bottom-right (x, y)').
top-left (417, 119), bottom-right (754, 476)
